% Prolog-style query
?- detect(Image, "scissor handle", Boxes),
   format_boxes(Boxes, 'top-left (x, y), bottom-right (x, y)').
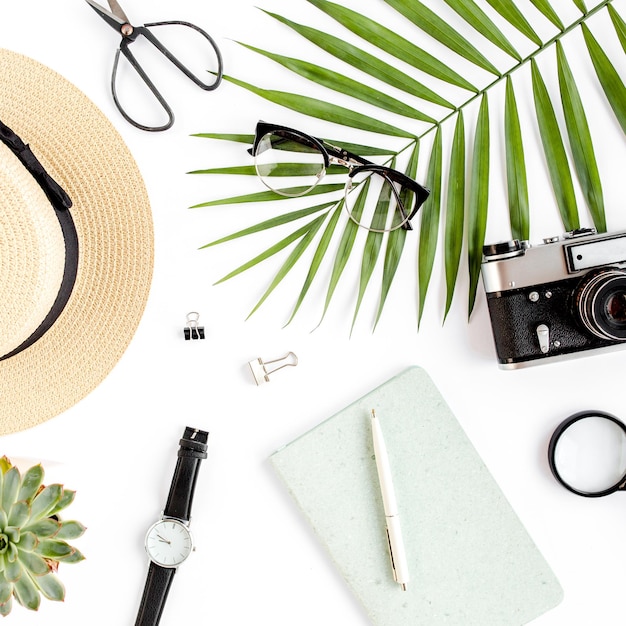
top-left (112, 43), bottom-right (173, 132)
top-left (111, 22), bottom-right (224, 132)
top-left (143, 21), bottom-right (224, 91)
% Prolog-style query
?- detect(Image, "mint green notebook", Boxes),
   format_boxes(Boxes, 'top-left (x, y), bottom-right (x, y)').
top-left (270, 367), bottom-right (563, 625)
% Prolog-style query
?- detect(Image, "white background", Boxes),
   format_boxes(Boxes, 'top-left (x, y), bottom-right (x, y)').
top-left (1, 0), bottom-right (625, 624)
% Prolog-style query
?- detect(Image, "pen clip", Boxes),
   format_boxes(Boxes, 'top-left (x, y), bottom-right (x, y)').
top-left (386, 526), bottom-right (399, 583)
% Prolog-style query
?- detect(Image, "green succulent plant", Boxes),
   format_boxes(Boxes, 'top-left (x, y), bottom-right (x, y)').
top-left (0, 456), bottom-right (85, 616)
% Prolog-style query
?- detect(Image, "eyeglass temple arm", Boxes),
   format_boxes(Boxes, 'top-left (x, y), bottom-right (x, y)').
top-left (380, 170), bottom-right (414, 231)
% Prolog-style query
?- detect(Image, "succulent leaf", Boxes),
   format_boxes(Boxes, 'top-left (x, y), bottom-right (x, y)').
top-left (17, 550), bottom-right (49, 577)
top-left (56, 521), bottom-right (87, 541)
top-left (0, 572), bottom-right (11, 604)
top-left (1, 468), bottom-right (20, 513)
top-left (0, 457), bottom-right (12, 475)
top-left (34, 539), bottom-right (73, 560)
top-left (0, 511), bottom-right (6, 532)
top-left (0, 595), bottom-right (11, 616)
top-left (13, 572), bottom-right (40, 611)
top-left (18, 466), bottom-right (44, 503)
top-left (5, 557), bottom-right (21, 583)
top-left (49, 489), bottom-right (75, 517)
top-left (23, 519), bottom-right (60, 538)
top-left (34, 572), bottom-right (65, 602)
top-left (8, 501), bottom-right (30, 528)
top-left (6, 543), bottom-right (18, 564)
top-left (4, 528), bottom-right (19, 544)
top-left (55, 547), bottom-right (85, 564)
top-left (28, 484), bottom-right (62, 524)
top-left (17, 532), bottom-right (38, 552)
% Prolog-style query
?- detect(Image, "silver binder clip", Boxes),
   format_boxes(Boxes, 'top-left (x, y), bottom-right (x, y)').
top-left (184, 312), bottom-right (205, 340)
top-left (248, 351), bottom-right (298, 385)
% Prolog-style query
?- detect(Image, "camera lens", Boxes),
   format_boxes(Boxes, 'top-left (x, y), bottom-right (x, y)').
top-left (576, 268), bottom-right (626, 341)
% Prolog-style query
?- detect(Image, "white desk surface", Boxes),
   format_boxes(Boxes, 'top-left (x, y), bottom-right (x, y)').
top-left (1, 1), bottom-right (625, 624)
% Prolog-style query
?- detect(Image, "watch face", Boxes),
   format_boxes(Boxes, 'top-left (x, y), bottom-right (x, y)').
top-left (145, 519), bottom-right (193, 568)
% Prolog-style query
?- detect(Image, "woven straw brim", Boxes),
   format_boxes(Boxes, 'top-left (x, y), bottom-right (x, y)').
top-left (0, 49), bottom-right (154, 434)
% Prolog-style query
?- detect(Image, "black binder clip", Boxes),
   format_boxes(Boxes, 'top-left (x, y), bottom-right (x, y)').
top-left (183, 312), bottom-right (205, 340)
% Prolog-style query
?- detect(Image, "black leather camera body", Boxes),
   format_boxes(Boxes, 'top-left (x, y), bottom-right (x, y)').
top-left (481, 228), bottom-right (626, 369)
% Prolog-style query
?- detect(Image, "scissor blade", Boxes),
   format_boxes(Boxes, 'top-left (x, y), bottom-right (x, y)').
top-left (84, 0), bottom-right (125, 31)
top-left (107, 0), bottom-right (130, 24)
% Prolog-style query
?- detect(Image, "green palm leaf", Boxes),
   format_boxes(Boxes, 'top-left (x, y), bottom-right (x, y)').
top-left (418, 128), bottom-right (443, 327)
top-left (582, 22), bottom-right (626, 134)
top-left (351, 207), bottom-right (388, 332)
top-left (383, 0), bottom-right (501, 75)
top-left (442, 0), bottom-right (521, 60)
top-left (319, 178), bottom-right (370, 325)
top-left (286, 202), bottom-right (344, 326)
top-left (304, 0), bottom-right (477, 92)
top-left (467, 94), bottom-right (490, 316)
top-left (200, 202), bottom-right (335, 248)
top-left (214, 218), bottom-right (323, 285)
top-left (247, 213), bottom-right (327, 319)
top-left (374, 144), bottom-right (420, 329)
top-left (262, 10), bottom-right (456, 108)
top-left (531, 58), bottom-right (580, 232)
top-left (528, 0), bottom-right (564, 30)
top-left (191, 133), bottom-right (254, 144)
top-left (504, 76), bottom-right (529, 241)
top-left (236, 43), bottom-right (437, 123)
top-left (223, 75), bottom-right (416, 138)
top-left (191, 0), bottom-right (624, 328)
top-left (608, 5), bottom-right (626, 52)
top-left (556, 41), bottom-right (606, 232)
top-left (484, 0), bottom-right (543, 46)
top-left (191, 184), bottom-right (344, 208)
top-left (444, 112), bottom-right (466, 321)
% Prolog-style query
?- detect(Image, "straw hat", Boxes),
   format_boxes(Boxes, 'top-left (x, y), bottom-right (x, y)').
top-left (0, 49), bottom-right (154, 434)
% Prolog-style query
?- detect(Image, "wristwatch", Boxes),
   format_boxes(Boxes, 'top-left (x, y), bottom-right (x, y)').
top-left (135, 426), bottom-right (209, 626)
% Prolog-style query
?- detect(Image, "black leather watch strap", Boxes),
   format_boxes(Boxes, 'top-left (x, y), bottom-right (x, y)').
top-left (164, 427), bottom-right (209, 521)
top-left (134, 427), bottom-right (209, 626)
top-left (134, 562), bottom-right (175, 626)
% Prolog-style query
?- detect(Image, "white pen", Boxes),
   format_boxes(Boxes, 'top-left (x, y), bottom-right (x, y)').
top-left (371, 409), bottom-right (410, 591)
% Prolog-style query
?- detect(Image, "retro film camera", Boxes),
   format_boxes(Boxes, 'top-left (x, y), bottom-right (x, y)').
top-left (481, 228), bottom-right (626, 369)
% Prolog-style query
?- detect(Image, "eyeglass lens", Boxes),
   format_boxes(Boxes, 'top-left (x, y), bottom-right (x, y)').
top-left (254, 131), bottom-right (325, 197)
top-left (551, 413), bottom-right (626, 495)
top-left (344, 170), bottom-right (413, 233)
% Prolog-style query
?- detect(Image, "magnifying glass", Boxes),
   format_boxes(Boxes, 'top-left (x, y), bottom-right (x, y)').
top-left (548, 410), bottom-right (626, 497)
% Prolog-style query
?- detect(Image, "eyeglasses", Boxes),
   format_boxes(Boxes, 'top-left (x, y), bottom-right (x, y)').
top-left (248, 122), bottom-right (430, 233)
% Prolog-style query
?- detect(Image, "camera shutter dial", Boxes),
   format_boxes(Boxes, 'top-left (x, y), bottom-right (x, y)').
top-left (482, 240), bottom-right (526, 261)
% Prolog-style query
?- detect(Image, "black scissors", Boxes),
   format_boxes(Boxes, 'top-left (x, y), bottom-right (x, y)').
top-left (85, 0), bottom-right (223, 131)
